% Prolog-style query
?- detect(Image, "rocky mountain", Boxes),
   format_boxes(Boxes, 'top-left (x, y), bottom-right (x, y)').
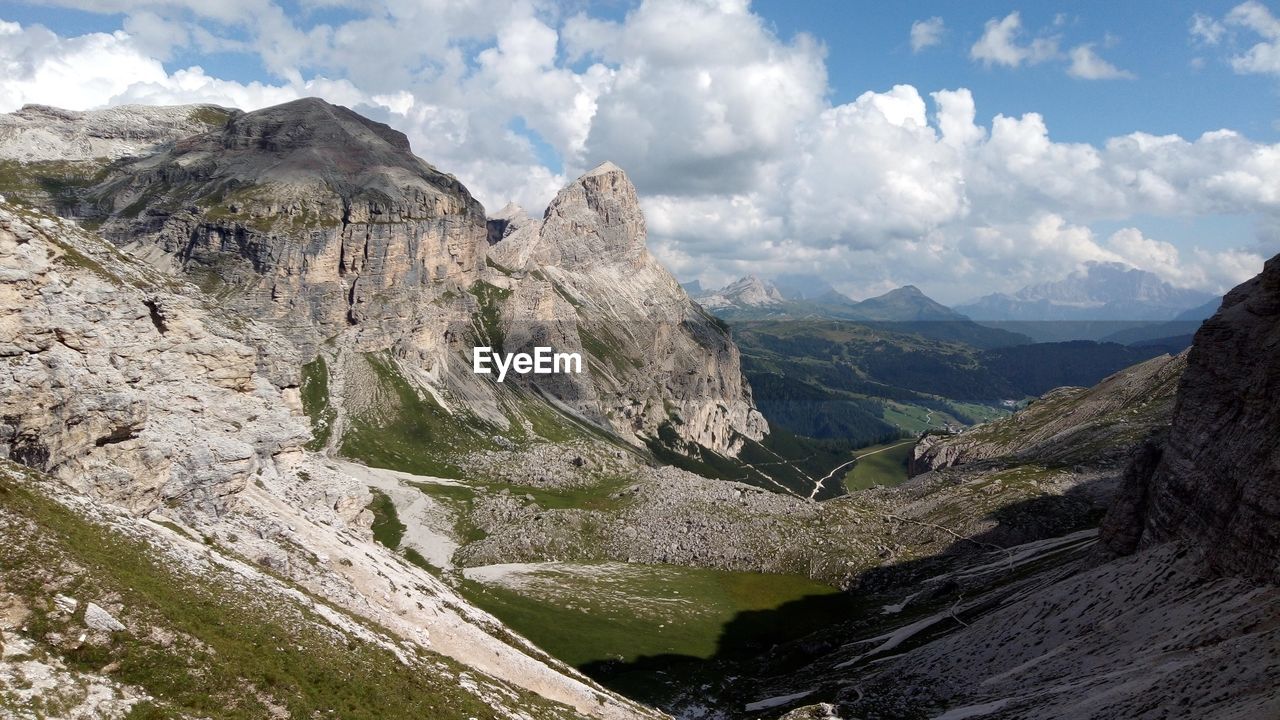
top-left (1102, 252), bottom-right (1280, 582)
top-left (695, 279), bottom-right (1029, 348)
top-left (3, 98), bottom-right (763, 459)
top-left (694, 275), bottom-right (786, 311)
top-left (955, 262), bottom-right (1218, 342)
top-left (0, 202), bottom-right (656, 719)
top-left (483, 160), bottom-right (766, 455)
top-left (844, 284), bottom-right (968, 322)
top-left (88, 97), bottom-right (489, 351)
top-left (5, 95), bottom-right (1277, 720)
top-left (693, 278), bottom-right (942, 321)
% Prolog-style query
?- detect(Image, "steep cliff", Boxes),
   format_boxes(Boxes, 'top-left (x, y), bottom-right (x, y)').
top-left (84, 98), bottom-right (486, 354)
top-left (0, 202), bottom-right (660, 720)
top-left (489, 162), bottom-right (766, 454)
top-left (1102, 253), bottom-right (1280, 583)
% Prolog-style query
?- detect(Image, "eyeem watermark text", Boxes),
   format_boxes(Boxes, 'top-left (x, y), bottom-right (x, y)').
top-left (473, 346), bottom-right (583, 382)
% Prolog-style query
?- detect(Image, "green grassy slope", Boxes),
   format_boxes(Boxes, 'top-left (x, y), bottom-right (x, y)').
top-left (733, 319), bottom-right (1167, 443)
top-left (843, 441), bottom-right (915, 492)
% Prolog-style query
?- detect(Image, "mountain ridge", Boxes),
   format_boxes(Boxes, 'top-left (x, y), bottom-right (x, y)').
top-left (957, 261), bottom-right (1216, 322)
top-left (2, 97), bottom-right (766, 458)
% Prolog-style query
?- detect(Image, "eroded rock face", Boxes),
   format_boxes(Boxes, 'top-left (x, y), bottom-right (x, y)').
top-left (1102, 253), bottom-right (1280, 583)
top-left (489, 162), bottom-right (766, 454)
top-left (0, 204), bottom-right (308, 515)
top-left (0, 104), bottom-right (235, 163)
top-left (91, 98), bottom-right (488, 354)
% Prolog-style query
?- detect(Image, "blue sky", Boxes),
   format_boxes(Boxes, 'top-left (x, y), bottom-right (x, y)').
top-left (759, 1), bottom-right (1280, 144)
top-left (10, 1), bottom-right (1275, 143)
top-left (1, 0), bottom-right (1278, 302)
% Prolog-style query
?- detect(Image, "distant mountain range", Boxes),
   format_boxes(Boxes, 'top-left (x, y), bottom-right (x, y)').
top-left (954, 262), bottom-right (1217, 342)
top-left (689, 274), bottom-right (1026, 348)
top-left (692, 274), bottom-right (967, 321)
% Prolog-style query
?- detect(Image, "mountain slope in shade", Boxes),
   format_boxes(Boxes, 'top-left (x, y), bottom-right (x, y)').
top-left (1103, 252), bottom-right (1280, 582)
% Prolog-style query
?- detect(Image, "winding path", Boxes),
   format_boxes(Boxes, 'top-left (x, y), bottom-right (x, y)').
top-left (808, 439), bottom-right (915, 500)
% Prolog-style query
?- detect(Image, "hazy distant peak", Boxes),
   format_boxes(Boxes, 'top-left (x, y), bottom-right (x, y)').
top-left (957, 262), bottom-right (1217, 323)
top-left (697, 275), bottom-right (785, 308)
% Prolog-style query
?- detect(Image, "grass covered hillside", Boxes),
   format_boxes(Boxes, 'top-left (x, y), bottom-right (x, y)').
top-left (732, 319), bottom-right (1172, 444)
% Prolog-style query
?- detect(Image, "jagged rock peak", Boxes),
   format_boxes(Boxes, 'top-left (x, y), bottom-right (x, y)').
top-left (1102, 252), bottom-right (1280, 583)
top-left (694, 275), bottom-right (785, 310)
top-left (726, 275), bottom-right (785, 303)
top-left (582, 160), bottom-right (625, 177)
top-left (486, 202), bottom-right (530, 244)
top-left (540, 161), bottom-right (646, 270)
top-left (491, 201), bottom-right (528, 221)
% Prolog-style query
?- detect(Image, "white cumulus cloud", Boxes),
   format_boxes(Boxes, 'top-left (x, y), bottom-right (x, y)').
top-left (970, 12), bottom-right (1060, 68)
top-left (0, 1), bottom-right (1273, 302)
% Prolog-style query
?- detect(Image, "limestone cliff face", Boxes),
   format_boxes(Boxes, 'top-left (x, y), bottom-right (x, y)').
top-left (0, 205), bottom-right (307, 515)
top-left (90, 98), bottom-right (487, 353)
top-left (489, 162), bottom-right (766, 454)
top-left (1102, 253), bottom-right (1280, 583)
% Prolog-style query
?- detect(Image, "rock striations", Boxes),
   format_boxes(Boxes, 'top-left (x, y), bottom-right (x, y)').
top-left (90, 98), bottom-right (488, 350)
top-left (1103, 252), bottom-right (1280, 583)
top-left (489, 162), bottom-right (766, 453)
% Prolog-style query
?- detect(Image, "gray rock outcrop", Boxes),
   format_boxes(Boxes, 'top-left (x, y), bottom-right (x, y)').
top-left (0, 104), bottom-right (235, 163)
top-left (1, 206), bottom-right (308, 515)
top-left (1102, 253), bottom-right (1280, 583)
top-left (490, 162), bottom-right (766, 453)
top-left (83, 602), bottom-right (125, 632)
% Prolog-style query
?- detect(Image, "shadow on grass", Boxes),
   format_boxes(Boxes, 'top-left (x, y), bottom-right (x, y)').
top-left (575, 473), bottom-right (1116, 716)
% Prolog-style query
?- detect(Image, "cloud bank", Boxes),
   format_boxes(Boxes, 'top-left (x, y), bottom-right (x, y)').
top-left (0, 0), bottom-right (1272, 302)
